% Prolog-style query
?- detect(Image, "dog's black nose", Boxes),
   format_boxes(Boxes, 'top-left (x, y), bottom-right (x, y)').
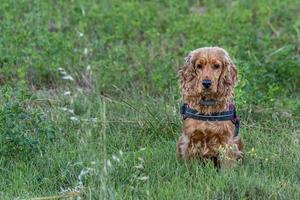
top-left (202, 79), bottom-right (212, 89)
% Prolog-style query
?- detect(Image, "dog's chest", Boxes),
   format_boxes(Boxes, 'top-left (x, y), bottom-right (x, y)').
top-left (183, 119), bottom-right (234, 144)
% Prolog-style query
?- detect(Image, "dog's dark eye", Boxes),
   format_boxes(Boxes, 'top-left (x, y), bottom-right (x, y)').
top-left (196, 64), bottom-right (203, 69)
top-left (213, 64), bottom-right (220, 69)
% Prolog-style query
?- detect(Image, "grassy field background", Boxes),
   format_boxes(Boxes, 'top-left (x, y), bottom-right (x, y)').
top-left (1, 0), bottom-right (300, 199)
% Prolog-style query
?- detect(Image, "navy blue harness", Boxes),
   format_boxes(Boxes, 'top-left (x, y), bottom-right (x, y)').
top-left (180, 103), bottom-right (240, 137)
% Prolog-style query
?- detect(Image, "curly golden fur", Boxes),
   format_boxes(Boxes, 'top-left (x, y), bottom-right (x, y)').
top-left (176, 47), bottom-right (244, 167)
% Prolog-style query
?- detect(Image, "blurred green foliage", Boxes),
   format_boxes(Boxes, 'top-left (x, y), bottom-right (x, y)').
top-left (0, 1), bottom-right (300, 199)
top-left (0, 86), bottom-right (57, 163)
top-left (0, 0), bottom-right (299, 104)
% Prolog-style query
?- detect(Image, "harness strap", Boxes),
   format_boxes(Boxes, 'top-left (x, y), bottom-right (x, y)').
top-left (180, 103), bottom-right (240, 136)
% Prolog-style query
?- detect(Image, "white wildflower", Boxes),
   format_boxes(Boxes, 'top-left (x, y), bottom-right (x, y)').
top-left (139, 147), bottom-right (146, 151)
top-left (137, 176), bottom-right (149, 181)
top-left (87, 65), bottom-right (91, 71)
top-left (78, 32), bottom-right (84, 37)
top-left (77, 168), bottom-right (94, 190)
top-left (133, 164), bottom-right (144, 169)
top-left (106, 159), bottom-right (112, 168)
top-left (60, 71), bottom-right (67, 75)
top-left (60, 107), bottom-right (74, 114)
top-left (62, 75), bottom-right (74, 81)
top-left (60, 187), bottom-right (71, 193)
top-left (112, 155), bottom-right (120, 162)
top-left (70, 116), bottom-right (78, 121)
top-left (78, 168), bottom-right (94, 182)
top-left (84, 48), bottom-right (88, 56)
top-left (64, 91), bottom-right (71, 96)
top-left (173, 106), bottom-right (177, 114)
top-left (60, 107), bottom-right (68, 111)
top-left (119, 150), bottom-right (123, 156)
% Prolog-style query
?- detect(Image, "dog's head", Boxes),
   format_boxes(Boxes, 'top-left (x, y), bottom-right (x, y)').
top-left (179, 47), bottom-right (237, 102)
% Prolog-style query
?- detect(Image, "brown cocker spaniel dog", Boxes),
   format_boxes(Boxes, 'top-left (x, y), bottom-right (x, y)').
top-left (176, 47), bottom-right (244, 168)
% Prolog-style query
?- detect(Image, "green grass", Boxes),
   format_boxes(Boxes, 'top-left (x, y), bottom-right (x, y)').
top-left (0, 0), bottom-right (300, 199)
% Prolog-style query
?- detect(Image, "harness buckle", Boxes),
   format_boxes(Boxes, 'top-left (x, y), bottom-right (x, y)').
top-left (230, 105), bottom-right (240, 137)
top-left (180, 103), bottom-right (188, 120)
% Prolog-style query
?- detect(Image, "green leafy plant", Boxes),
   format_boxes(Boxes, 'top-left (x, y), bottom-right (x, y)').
top-left (0, 86), bottom-right (57, 161)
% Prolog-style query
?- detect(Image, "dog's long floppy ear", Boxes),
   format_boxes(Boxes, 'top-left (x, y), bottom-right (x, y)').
top-left (179, 50), bottom-right (197, 81)
top-left (178, 50), bottom-right (198, 95)
top-left (218, 51), bottom-right (238, 96)
top-left (184, 53), bottom-right (193, 66)
top-left (225, 56), bottom-right (238, 86)
top-left (179, 49), bottom-right (198, 79)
